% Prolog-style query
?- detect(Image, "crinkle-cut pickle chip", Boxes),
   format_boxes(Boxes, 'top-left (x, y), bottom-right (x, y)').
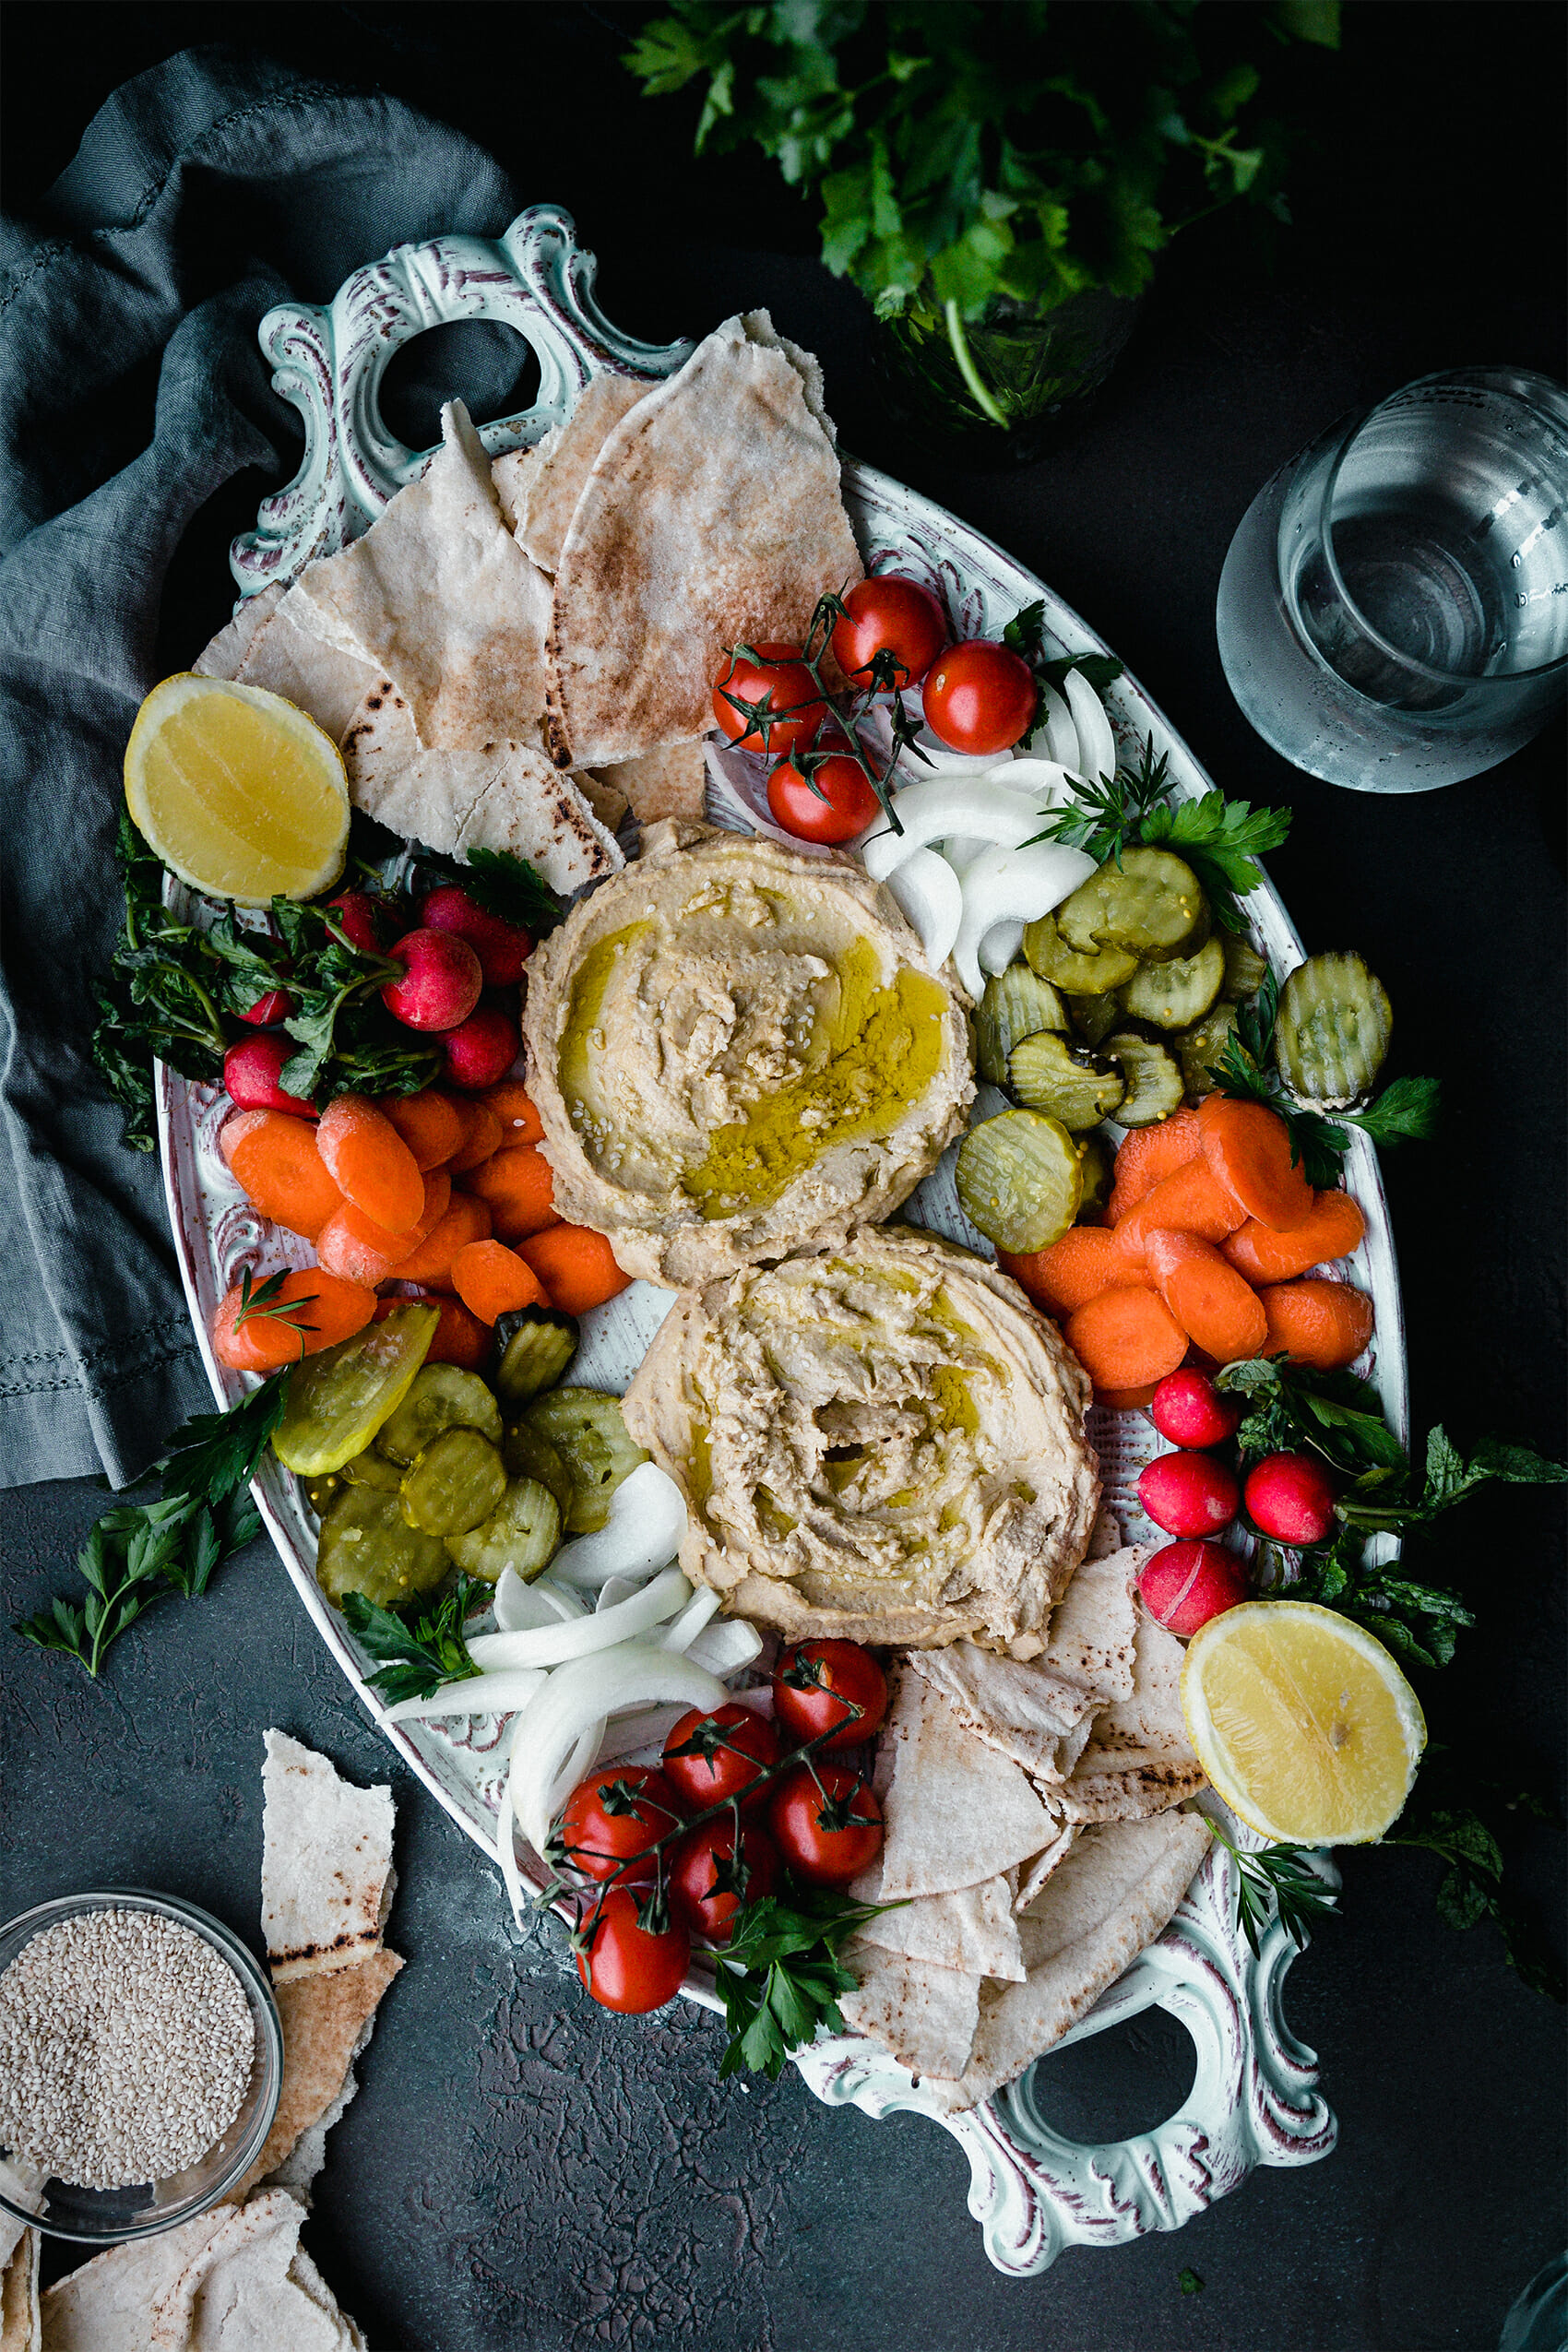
top-left (446, 1476), bottom-right (562, 1584)
top-left (515, 1387), bottom-right (647, 1534)
top-left (1181, 1599), bottom-right (1426, 1847)
top-left (125, 673), bottom-right (350, 905)
top-left (315, 1482), bottom-right (450, 1612)
top-left (375, 1364), bottom-right (503, 1466)
top-left (399, 1426), bottom-right (508, 1538)
top-left (1057, 846), bottom-right (1206, 960)
top-left (273, 1304), bottom-right (438, 1477)
top-left (956, 1109), bottom-right (1082, 1254)
top-left (1275, 950), bottom-right (1393, 1110)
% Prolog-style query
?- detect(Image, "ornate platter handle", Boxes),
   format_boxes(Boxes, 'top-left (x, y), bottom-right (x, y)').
top-left (231, 202), bottom-right (694, 590)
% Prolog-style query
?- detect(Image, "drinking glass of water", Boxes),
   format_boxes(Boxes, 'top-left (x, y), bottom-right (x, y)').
top-left (1216, 368), bottom-right (1568, 791)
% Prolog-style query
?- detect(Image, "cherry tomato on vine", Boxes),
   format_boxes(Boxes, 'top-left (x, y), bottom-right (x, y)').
top-left (921, 638), bottom-right (1037, 754)
top-left (711, 643), bottom-right (826, 755)
top-left (662, 1702), bottom-right (781, 1812)
top-left (771, 1641), bottom-right (888, 1752)
top-left (768, 1762), bottom-right (884, 1886)
top-left (766, 741), bottom-right (881, 845)
top-left (829, 575), bottom-right (948, 689)
top-left (576, 1887), bottom-right (690, 2014)
top-left (558, 1765), bottom-right (685, 1884)
top-left (669, 1820), bottom-right (782, 1944)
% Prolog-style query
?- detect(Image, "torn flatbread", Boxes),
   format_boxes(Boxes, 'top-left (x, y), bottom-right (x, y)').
top-left (920, 1812), bottom-right (1213, 2115)
top-left (545, 311), bottom-right (861, 767)
top-left (38, 2210), bottom-right (232, 2352)
top-left (229, 1950), bottom-right (401, 2203)
top-left (193, 582), bottom-right (284, 680)
top-left (1, 2228), bottom-right (36, 2352)
top-left (148, 2190), bottom-right (365, 2351)
top-left (233, 587), bottom-right (377, 744)
top-left (517, 371), bottom-right (653, 573)
top-left (839, 1950), bottom-right (980, 2082)
top-left (878, 1667), bottom-right (1055, 1901)
top-left (260, 1731), bottom-right (395, 1984)
top-left (1058, 1610), bottom-right (1206, 1823)
top-left (1014, 1819), bottom-right (1080, 1914)
top-left (849, 1862), bottom-right (1025, 1981)
top-left (492, 427), bottom-right (559, 532)
top-left (587, 738), bottom-right (707, 825)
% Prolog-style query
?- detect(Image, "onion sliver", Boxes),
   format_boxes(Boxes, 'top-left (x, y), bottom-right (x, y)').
top-left (979, 919), bottom-right (1026, 978)
top-left (953, 841), bottom-right (1099, 995)
top-left (983, 756), bottom-right (1079, 804)
top-left (902, 724), bottom-right (1010, 776)
top-left (1034, 685), bottom-right (1081, 772)
top-left (861, 777), bottom-right (1073, 881)
top-left (1063, 668), bottom-right (1117, 785)
top-left (659, 1586), bottom-right (722, 1655)
top-left (510, 1644), bottom-right (727, 1854)
top-left (885, 846), bottom-right (963, 968)
top-left (494, 1569), bottom-right (586, 1632)
top-left (686, 1617), bottom-right (764, 1677)
top-left (546, 1463), bottom-right (689, 1590)
top-left (383, 1667), bottom-right (547, 1726)
top-left (469, 1566), bottom-right (692, 1674)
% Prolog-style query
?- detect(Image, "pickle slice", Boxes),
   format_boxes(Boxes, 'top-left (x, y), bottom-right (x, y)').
top-left (501, 1420), bottom-right (576, 1517)
top-left (303, 1474), bottom-right (342, 1519)
top-left (956, 1110), bottom-right (1083, 1253)
top-left (1104, 1032), bottom-right (1185, 1128)
top-left (274, 1306), bottom-right (439, 1477)
top-left (1023, 912), bottom-right (1138, 996)
top-left (399, 1426), bottom-right (509, 1538)
top-left (315, 1483), bottom-right (451, 1612)
top-left (1057, 848), bottom-right (1206, 959)
top-left (445, 1476), bottom-right (562, 1584)
top-left (1008, 1032), bottom-right (1126, 1130)
top-left (493, 1307), bottom-right (580, 1412)
top-left (1075, 1131), bottom-right (1113, 1223)
top-left (517, 1388), bottom-right (649, 1534)
top-left (1274, 951), bottom-right (1393, 1109)
top-left (1120, 933), bottom-right (1226, 1030)
top-left (376, 1365), bottom-right (503, 1466)
top-left (1220, 934), bottom-right (1270, 1001)
top-left (1176, 1002), bottom-right (1241, 1099)
top-left (975, 967), bottom-right (1069, 1085)
top-left (1065, 991), bottom-right (1122, 1049)
top-left (342, 1448), bottom-right (406, 1492)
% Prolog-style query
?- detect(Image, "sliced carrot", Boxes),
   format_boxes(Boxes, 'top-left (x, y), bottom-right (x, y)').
top-left (1113, 1156), bottom-right (1248, 1265)
top-left (375, 1289), bottom-right (491, 1371)
top-left (220, 1111), bottom-right (343, 1241)
top-left (1144, 1229), bottom-right (1269, 1364)
top-left (383, 1090), bottom-right (467, 1172)
top-left (518, 1224), bottom-right (633, 1316)
top-left (445, 1100), bottom-right (505, 1174)
top-left (386, 1192), bottom-right (493, 1289)
top-left (458, 1144), bottom-right (562, 1241)
top-left (1258, 1278), bottom-right (1374, 1370)
top-left (1063, 1287), bottom-right (1189, 1392)
top-left (315, 1094), bottom-right (425, 1232)
top-left (316, 1173), bottom-right (452, 1287)
top-left (1196, 1094), bottom-right (1313, 1233)
top-left (998, 1229), bottom-right (1151, 1318)
top-left (476, 1081), bottom-right (545, 1146)
top-left (1098, 1385), bottom-right (1158, 1412)
top-left (1106, 1108), bottom-right (1202, 1225)
top-left (451, 1239), bottom-right (550, 1325)
top-left (1223, 1188), bottom-right (1367, 1285)
top-left (211, 1267), bottom-right (374, 1372)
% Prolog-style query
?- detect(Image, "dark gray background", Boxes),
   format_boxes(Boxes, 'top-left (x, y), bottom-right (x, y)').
top-left (3, 6), bottom-right (1564, 2347)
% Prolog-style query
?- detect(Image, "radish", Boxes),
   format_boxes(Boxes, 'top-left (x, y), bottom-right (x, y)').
top-left (441, 1004), bottom-right (520, 1089)
top-left (1137, 1540), bottom-right (1249, 1636)
top-left (1138, 1450), bottom-right (1239, 1538)
top-left (236, 986), bottom-right (293, 1027)
top-left (382, 929), bottom-right (483, 1032)
top-left (222, 1035), bottom-right (315, 1118)
top-left (421, 884), bottom-right (533, 987)
top-left (1244, 1453), bottom-right (1339, 1545)
top-left (327, 890), bottom-right (386, 956)
top-left (1150, 1368), bottom-right (1242, 1450)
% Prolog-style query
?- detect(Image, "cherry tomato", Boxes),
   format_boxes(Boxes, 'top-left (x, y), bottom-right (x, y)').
top-left (576, 1887), bottom-right (690, 2014)
top-left (768, 1762), bottom-right (883, 1887)
top-left (771, 1641), bottom-right (888, 1752)
top-left (661, 1703), bottom-right (780, 1813)
top-left (558, 1765), bottom-right (685, 1884)
top-left (921, 639), bottom-right (1037, 754)
top-left (829, 575), bottom-right (947, 690)
top-left (669, 1820), bottom-right (781, 1944)
top-left (766, 742), bottom-right (881, 845)
top-left (711, 643), bottom-right (826, 755)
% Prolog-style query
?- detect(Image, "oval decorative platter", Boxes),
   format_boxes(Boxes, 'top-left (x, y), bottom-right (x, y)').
top-left (158, 206), bottom-right (1406, 2275)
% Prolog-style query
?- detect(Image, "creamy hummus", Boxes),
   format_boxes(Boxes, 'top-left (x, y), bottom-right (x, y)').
top-left (522, 823), bottom-right (974, 1285)
top-left (622, 1228), bottom-right (1101, 1650)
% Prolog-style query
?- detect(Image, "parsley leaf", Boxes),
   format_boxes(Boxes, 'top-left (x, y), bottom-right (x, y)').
top-left (339, 1579), bottom-right (484, 1706)
top-left (1211, 968), bottom-right (1439, 1182)
top-left (1139, 790), bottom-right (1291, 932)
top-left (714, 1885), bottom-right (902, 2080)
top-left (1391, 1765), bottom-right (1565, 2002)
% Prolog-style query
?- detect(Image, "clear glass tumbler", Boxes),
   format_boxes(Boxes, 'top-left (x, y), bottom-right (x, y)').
top-left (1216, 367), bottom-right (1568, 790)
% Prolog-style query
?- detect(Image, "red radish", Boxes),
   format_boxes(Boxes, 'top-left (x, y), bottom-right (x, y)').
top-left (1138, 1450), bottom-right (1240, 1539)
top-left (236, 986), bottom-right (293, 1026)
top-left (1138, 1540), bottom-right (1250, 1636)
top-left (327, 890), bottom-right (386, 955)
top-left (1244, 1452), bottom-right (1339, 1545)
top-left (382, 929), bottom-right (483, 1032)
top-left (222, 1035), bottom-right (315, 1118)
top-left (420, 884), bottom-right (533, 987)
top-left (441, 1004), bottom-right (520, 1089)
top-left (1150, 1368), bottom-right (1242, 1450)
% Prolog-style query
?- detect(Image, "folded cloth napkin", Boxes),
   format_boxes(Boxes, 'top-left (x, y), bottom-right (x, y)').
top-left (0, 48), bottom-right (525, 1487)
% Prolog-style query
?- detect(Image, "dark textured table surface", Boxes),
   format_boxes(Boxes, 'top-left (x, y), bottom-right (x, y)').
top-left (4, 8), bottom-right (1564, 2348)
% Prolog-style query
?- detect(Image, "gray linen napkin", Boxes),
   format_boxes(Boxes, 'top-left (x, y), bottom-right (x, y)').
top-left (0, 49), bottom-right (524, 1487)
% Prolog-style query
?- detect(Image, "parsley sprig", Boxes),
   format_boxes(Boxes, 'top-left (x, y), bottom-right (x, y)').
top-left (339, 1579), bottom-right (485, 1706)
top-left (715, 1887), bottom-right (893, 2079)
top-left (1213, 968), bottom-right (1440, 1183)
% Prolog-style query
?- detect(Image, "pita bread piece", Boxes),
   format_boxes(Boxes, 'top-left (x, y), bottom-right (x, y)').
top-left (260, 1730), bottom-right (394, 1984)
top-left (491, 427), bottom-right (559, 532)
top-left (848, 1860), bottom-right (1025, 1982)
top-left (192, 582), bottom-right (284, 681)
top-left (878, 1666), bottom-right (1056, 1902)
top-left (0, 2228), bottom-right (36, 2352)
top-left (545, 312), bottom-right (861, 768)
top-left (148, 2189), bottom-right (362, 2352)
top-left (229, 1949), bottom-right (401, 2203)
top-left (517, 371), bottom-right (653, 573)
top-left (587, 738), bottom-right (707, 826)
top-left (289, 399), bottom-right (553, 751)
top-left (839, 1949), bottom-right (980, 2082)
top-left (234, 586), bottom-right (378, 745)
top-left (1014, 1818), bottom-right (1080, 1913)
top-left (1058, 1610), bottom-right (1206, 1823)
top-left (921, 1812), bottom-right (1214, 2115)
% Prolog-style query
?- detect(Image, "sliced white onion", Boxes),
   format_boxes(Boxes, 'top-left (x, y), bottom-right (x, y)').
top-left (593, 1705), bottom-right (691, 1764)
top-left (940, 835), bottom-right (991, 876)
top-left (509, 1644), bottom-right (727, 1855)
top-left (383, 1666), bottom-right (547, 1726)
top-left (546, 1463), bottom-right (689, 1591)
top-left (1034, 685), bottom-right (1081, 772)
top-left (659, 1585), bottom-right (722, 1654)
top-left (685, 1616), bottom-right (765, 1677)
top-left (468, 1566), bottom-right (691, 1674)
top-left (861, 776), bottom-right (1073, 881)
top-left (598, 1573), bottom-right (651, 1612)
top-left (979, 919), bottom-right (1026, 979)
top-left (901, 723), bottom-right (1011, 776)
top-left (953, 842), bottom-right (1100, 996)
top-left (884, 846), bottom-right (963, 969)
top-left (493, 1569), bottom-right (587, 1632)
top-left (1063, 668), bottom-right (1117, 785)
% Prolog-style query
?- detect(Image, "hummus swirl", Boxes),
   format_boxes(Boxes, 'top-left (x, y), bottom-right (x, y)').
top-left (522, 823), bottom-right (974, 1284)
top-left (623, 1228), bottom-right (1101, 1651)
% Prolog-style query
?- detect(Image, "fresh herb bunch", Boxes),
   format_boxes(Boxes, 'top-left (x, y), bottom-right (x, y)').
top-left (1214, 967), bottom-right (1440, 1182)
top-left (339, 1580), bottom-right (485, 1706)
top-left (15, 1375), bottom-right (286, 1675)
top-left (1205, 1818), bottom-right (1337, 1958)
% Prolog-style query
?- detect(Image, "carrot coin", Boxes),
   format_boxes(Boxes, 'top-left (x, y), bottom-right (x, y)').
top-left (1196, 1095), bottom-right (1313, 1233)
top-left (1063, 1287), bottom-right (1188, 1393)
top-left (1223, 1189), bottom-right (1367, 1285)
top-left (459, 1145), bottom-right (560, 1241)
top-left (315, 1094), bottom-right (425, 1232)
top-left (1258, 1278), bottom-right (1374, 1370)
top-left (517, 1224), bottom-right (632, 1316)
top-left (451, 1240), bottom-right (550, 1324)
top-left (220, 1110), bottom-right (343, 1241)
top-left (1144, 1229), bottom-right (1268, 1364)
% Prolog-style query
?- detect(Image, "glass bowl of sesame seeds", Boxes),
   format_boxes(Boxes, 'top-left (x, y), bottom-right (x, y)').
top-left (0, 1888), bottom-right (283, 2243)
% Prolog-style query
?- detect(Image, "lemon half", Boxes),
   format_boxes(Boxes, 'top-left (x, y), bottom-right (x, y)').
top-left (1181, 1599), bottom-right (1425, 1847)
top-left (125, 673), bottom-right (350, 904)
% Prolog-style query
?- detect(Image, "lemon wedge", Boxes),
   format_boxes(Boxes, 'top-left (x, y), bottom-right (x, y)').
top-left (125, 673), bottom-right (350, 904)
top-left (1181, 1599), bottom-right (1425, 1847)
